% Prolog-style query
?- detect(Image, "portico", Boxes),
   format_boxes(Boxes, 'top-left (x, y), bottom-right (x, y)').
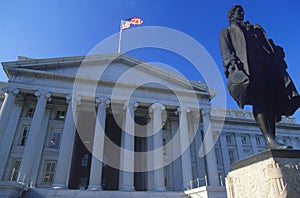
top-left (0, 54), bottom-right (218, 193)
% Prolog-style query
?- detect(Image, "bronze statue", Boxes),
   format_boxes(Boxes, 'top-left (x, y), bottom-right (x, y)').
top-left (219, 5), bottom-right (300, 150)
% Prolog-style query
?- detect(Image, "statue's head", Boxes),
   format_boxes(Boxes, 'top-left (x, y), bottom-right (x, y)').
top-left (228, 5), bottom-right (244, 23)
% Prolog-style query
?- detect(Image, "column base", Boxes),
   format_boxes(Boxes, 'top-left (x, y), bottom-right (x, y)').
top-left (87, 185), bottom-right (103, 191)
top-left (119, 185), bottom-right (135, 192)
top-left (153, 186), bottom-right (166, 192)
top-left (51, 183), bottom-right (67, 190)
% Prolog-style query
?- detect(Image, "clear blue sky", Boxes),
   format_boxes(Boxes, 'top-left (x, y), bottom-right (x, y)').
top-left (1, 0), bottom-right (300, 122)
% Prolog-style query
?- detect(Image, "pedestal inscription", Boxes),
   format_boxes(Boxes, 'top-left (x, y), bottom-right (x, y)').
top-left (226, 150), bottom-right (300, 198)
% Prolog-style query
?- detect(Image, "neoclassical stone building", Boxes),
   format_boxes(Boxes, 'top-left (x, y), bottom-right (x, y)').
top-left (0, 54), bottom-right (299, 197)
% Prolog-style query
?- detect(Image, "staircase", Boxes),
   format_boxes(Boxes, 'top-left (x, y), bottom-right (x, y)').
top-left (22, 188), bottom-right (188, 198)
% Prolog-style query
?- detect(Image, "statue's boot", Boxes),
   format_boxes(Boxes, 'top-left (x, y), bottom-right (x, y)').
top-left (255, 113), bottom-right (292, 150)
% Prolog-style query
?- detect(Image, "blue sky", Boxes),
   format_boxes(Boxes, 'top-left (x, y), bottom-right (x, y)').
top-left (1, 0), bottom-right (300, 122)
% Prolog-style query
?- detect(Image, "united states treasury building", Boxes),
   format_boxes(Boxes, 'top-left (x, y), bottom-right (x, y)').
top-left (0, 54), bottom-right (299, 197)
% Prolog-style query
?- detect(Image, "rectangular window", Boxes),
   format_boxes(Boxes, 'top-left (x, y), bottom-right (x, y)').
top-left (226, 134), bottom-right (233, 144)
top-left (10, 159), bottom-right (21, 181)
top-left (282, 137), bottom-right (290, 145)
top-left (241, 135), bottom-right (249, 144)
top-left (81, 154), bottom-right (89, 167)
top-left (228, 150), bottom-right (236, 164)
top-left (28, 107), bottom-right (35, 117)
top-left (42, 161), bottom-right (56, 184)
top-left (20, 126), bottom-right (30, 146)
top-left (49, 129), bottom-right (62, 149)
top-left (55, 110), bottom-right (66, 120)
top-left (256, 136), bottom-right (262, 145)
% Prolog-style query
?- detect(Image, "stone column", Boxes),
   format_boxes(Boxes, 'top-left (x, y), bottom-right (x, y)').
top-left (119, 101), bottom-right (138, 191)
top-left (0, 88), bottom-right (19, 142)
top-left (177, 106), bottom-right (193, 189)
top-left (201, 109), bottom-right (219, 186)
top-left (88, 98), bottom-right (110, 191)
top-left (150, 103), bottom-right (166, 192)
top-left (19, 91), bottom-right (51, 184)
top-left (0, 101), bottom-right (23, 180)
top-left (52, 95), bottom-right (81, 189)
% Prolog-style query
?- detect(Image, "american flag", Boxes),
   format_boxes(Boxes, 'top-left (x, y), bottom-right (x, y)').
top-left (121, 17), bottom-right (143, 30)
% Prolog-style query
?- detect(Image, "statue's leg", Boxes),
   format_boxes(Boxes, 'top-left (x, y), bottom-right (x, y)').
top-left (253, 107), bottom-right (291, 150)
top-left (266, 112), bottom-right (276, 138)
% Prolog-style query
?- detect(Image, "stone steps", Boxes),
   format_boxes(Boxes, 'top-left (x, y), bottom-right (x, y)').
top-left (22, 188), bottom-right (188, 198)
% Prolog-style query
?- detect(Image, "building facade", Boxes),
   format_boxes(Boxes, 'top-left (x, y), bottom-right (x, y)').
top-left (0, 54), bottom-right (299, 197)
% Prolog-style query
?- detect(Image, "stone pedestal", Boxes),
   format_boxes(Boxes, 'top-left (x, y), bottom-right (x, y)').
top-left (226, 149), bottom-right (300, 198)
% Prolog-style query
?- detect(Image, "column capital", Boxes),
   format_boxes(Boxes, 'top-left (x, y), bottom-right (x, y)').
top-left (176, 106), bottom-right (190, 114)
top-left (201, 108), bottom-right (211, 116)
top-left (35, 91), bottom-right (51, 101)
top-left (123, 100), bottom-right (138, 110)
top-left (149, 103), bottom-right (165, 113)
top-left (2, 87), bottom-right (20, 95)
top-left (65, 94), bottom-right (81, 105)
top-left (95, 97), bottom-right (110, 107)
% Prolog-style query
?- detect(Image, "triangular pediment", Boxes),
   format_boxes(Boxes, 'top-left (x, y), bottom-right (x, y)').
top-left (2, 54), bottom-right (212, 94)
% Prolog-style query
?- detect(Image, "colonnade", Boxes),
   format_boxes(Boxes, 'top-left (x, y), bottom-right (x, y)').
top-left (0, 88), bottom-right (219, 191)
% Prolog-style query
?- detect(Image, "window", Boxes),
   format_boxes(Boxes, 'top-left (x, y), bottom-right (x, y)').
top-left (49, 129), bottom-right (62, 149)
top-left (256, 136), bottom-right (262, 145)
top-left (228, 150), bottom-right (236, 164)
top-left (10, 159), bottom-right (21, 181)
top-left (20, 126), bottom-right (30, 146)
top-left (226, 134), bottom-right (233, 144)
top-left (42, 161), bottom-right (56, 184)
top-left (241, 135), bottom-right (249, 144)
top-left (81, 154), bottom-right (89, 167)
top-left (55, 110), bottom-right (66, 120)
top-left (28, 107), bottom-right (35, 117)
top-left (282, 137), bottom-right (290, 145)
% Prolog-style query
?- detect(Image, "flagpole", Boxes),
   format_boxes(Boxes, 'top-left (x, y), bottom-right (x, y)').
top-left (117, 20), bottom-right (123, 54)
